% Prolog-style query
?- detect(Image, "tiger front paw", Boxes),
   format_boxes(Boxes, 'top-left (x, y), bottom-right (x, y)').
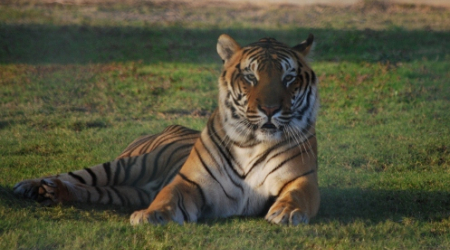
top-left (130, 206), bottom-right (180, 226)
top-left (13, 178), bottom-right (66, 206)
top-left (265, 202), bottom-right (309, 226)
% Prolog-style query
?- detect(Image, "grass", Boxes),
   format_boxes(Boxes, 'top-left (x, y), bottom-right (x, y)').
top-left (1, 0), bottom-right (450, 249)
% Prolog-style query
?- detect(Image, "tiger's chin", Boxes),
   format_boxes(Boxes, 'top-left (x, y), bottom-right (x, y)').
top-left (255, 127), bottom-right (284, 142)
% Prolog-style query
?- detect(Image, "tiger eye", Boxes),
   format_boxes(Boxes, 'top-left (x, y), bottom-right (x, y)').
top-left (284, 75), bottom-right (295, 82)
top-left (245, 74), bottom-right (257, 84)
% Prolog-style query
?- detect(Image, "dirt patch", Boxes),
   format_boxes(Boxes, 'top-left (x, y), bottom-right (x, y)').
top-left (7, 0), bottom-right (450, 8)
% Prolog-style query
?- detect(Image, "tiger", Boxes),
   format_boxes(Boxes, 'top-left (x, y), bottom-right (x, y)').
top-left (13, 33), bottom-right (320, 226)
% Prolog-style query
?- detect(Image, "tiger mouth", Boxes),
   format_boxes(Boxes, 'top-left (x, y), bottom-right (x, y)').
top-left (261, 122), bottom-right (277, 130)
top-left (259, 122), bottom-right (279, 134)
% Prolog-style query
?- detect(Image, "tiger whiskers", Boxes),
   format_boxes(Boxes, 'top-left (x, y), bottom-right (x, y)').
top-left (284, 126), bottom-right (306, 164)
top-left (284, 125), bottom-right (316, 162)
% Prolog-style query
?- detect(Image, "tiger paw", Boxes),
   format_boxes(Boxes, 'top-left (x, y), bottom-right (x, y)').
top-left (13, 178), bottom-right (66, 206)
top-left (265, 203), bottom-right (309, 226)
top-left (13, 179), bottom-right (41, 200)
top-left (130, 207), bottom-right (180, 226)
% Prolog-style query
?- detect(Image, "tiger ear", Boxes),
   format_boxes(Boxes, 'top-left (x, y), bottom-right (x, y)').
top-left (292, 33), bottom-right (314, 57)
top-left (217, 34), bottom-right (241, 62)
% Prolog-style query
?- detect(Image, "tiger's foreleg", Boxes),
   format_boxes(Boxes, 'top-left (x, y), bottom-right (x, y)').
top-left (265, 175), bottom-right (320, 226)
top-left (130, 173), bottom-right (204, 225)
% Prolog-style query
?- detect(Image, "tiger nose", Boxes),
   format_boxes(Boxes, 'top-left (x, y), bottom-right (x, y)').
top-left (260, 105), bottom-right (281, 117)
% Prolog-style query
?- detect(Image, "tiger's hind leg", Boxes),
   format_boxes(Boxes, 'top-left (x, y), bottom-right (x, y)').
top-left (13, 148), bottom-right (192, 207)
top-left (13, 125), bottom-right (199, 207)
top-left (14, 177), bottom-right (152, 207)
top-left (12, 156), bottom-right (159, 207)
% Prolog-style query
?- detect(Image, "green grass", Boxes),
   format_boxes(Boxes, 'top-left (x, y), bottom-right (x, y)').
top-left (1, 1), bottom-right (450, 249)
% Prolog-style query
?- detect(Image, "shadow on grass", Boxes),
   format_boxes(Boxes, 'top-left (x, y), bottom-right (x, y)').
top-left (318, 187), bottom-right (450, 224)
top-left (1, 24), bottom-right (449, 65)
top-left (2, 184), bottom-right (449, 224)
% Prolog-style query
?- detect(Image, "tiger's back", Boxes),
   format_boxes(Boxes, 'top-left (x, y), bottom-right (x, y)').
top-left (117, 125), bottom-right (199, 159)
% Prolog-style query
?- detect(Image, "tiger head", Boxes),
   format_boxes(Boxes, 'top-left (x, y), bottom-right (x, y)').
top-left (216, 34), bottom-right (319, 144)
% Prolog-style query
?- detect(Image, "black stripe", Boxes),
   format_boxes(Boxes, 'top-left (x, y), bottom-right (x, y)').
top-left (160, 160), bottom-right (186, 188)
top-left (244, 140), bottom-right (286, 177)
top-left (123, 190), bottom-right (132, 206)
top-left (113, 159), bottom-right (122, 185)
top-left (68, 172), bottom-right (86, 184)
top-left (198, 136), bottom-right (222, 174)
top-left (86, 189), bottom-right (91, 203)
top-left (290, 48), bottom-right (300, 60)
top-left (297, 86), bottom-right (312, 117)
top-left (278, 54), bottom-right (291, 66)
top-left (246, 47), bottom-right (260, 56)
top-left (95, 187), bottom-right (104, 203)
top-left (110, 187), bottom-right (126, 206)
top-left (231, 139), bottom-right (260, 148)
top-left (260, 148), bottom-right (313, 185)
top-left (102, 162), bottom-right (111, 185)
top-left (207, 118), bottom-right (244, 177)
top-left (121, 156), bottom-right (140, 186)
top-left (138, 140), bottom-right (154, 155)
top-left (123, 135), bottom-right (154, 157)
top-left (194, 147), bottom-right (237, 201)
top-left (201, 135), bottom-right (244, 193)
top-left (151, 129), bottom-right (199, 155)
top-left (147, 125), bottom-right (185, 151)
top-left (178, 173), bottom-right (207, 212)
top-left (207, 122), bottom-right (233, 166)
top-left (177, 191), bottom-right (190, 222)
top-left (246, 114), bottom-right (260, 119)
top-left (131, 153), bottom-right (149, 186)
top-left (136, 188), bottom-right (148, 208)
top-left (106, 189), bottom-right (113, 205)
top-left (166, 143), bottom-right (194, 166)
top-left (275, 169), bottom-right (316, 197)
top-left (311, 71), bottom-right (316, 83)
top-left (263, 133), bottom-right (316, 167)
top-left (208, 123), bottom-right (243, 178)
top-left (143, 141), bottom-right (178, 184)
top-left (121, 159), bottom-right (132, 184)
top-left (304, 71), bottom-right (310, 83)
top-left (139, 135), bottom-right (164, 154)
top-left (298, 74), bottom-right (304, 84)
top-left (84, 168), bottom-right (97, 186)
top-left (150, 180), bottom-right (166, 194)
top-left (231, 94), bottom-right (243, 108)
top-left (232, 70), bottom-right (240, 83)
top-left (148, 143), bottom-right (193, 189)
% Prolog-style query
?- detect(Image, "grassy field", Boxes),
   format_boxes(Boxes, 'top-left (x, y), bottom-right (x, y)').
top-left (1, 0), bottom-right (450, 249)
